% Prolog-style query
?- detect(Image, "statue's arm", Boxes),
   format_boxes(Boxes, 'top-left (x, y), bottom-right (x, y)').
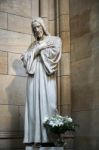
top-left (33, 41), bottom-right (54, 57)
top-left (20, 40), bottom-right (55, 65)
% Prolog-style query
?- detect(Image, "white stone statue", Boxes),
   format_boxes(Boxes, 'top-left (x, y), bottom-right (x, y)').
top-left (21, 17), bottom-right (62, 149)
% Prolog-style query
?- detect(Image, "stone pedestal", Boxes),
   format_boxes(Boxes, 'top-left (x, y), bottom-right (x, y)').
top-left (25, 146), bottom-right (63, 150)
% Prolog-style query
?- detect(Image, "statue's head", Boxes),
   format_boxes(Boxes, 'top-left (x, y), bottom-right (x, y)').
top-left (31, 17), bottom-right (49, 40)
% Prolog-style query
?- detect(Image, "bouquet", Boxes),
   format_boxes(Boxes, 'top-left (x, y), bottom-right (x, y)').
top-left (44, 115), bottom-right (77, 135)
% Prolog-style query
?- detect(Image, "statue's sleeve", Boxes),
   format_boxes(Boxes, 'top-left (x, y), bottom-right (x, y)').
top-left (21, 46), bottom-right (36, 74)
top-left (41, 37), bottom-right (62, 75)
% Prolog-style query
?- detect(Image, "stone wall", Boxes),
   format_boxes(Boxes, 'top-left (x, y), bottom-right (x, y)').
top-left (0, 0), bottom-right (71, 149)
top-left (0, 0), bottom-right (39, 149)
top-left (70, 0), bottom-right (99, 149)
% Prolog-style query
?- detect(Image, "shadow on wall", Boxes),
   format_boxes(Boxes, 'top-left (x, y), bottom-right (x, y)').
top-left (0, 0), bottom-right (6, 4)
top-left (5, 58), bottom-right (26, 150)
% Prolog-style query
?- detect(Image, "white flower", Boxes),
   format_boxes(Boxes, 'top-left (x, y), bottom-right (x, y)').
top-left (67, 117), bottom-right (72, 122)
top-left (49, 121), bottom-right (57, 127)
top-left (58, 122), bottom-right (64, 126)
top-left (44, 115), bottom-right (74, 129)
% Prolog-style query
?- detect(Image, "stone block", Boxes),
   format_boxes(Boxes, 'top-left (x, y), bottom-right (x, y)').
top-left (60, 53), bottom-right (70, 76)
top-left (0, 75), bottom-right (26, 105)
top-left (89, 2), bottom-right (99, 33)
top-left (48, 0), bottom-right (55, 20)
top-left (74, 136), bottom-right (99, 150)
top-left (70, 0), bottom-right (94, 17)
top-left (90, 31), bottom-right (99, 51)
top-left (8, 14), bottom-right (32, 34)
top-left (0, 0), bottom-right (31, 17)
top-left (71, 33), bottom-right (92, 62)
top-left (70, 0), bottom-right (79, 17)
top-left (70, 10), bottom-right (90, 38)
top-left (0, 105), bottom-right (19, 131)
top-left (60, 104), bottom-right (71, 116)
top-left (60, 76), bottom-right (71, 105)
top-left (0, 12), bottom-right (7, 29)
top-left (60, 32), bottom-right (70, 53)
top-left (72, 109), bottom-right (99, 137)
top-left (40, 0), bottom-right (48, 18)
top-left (59, 0), bottom-right (69, 15)
top-left (71, 83), bottom-right (93, 111)
top-left (60, 15), bottom-right (69, 32)
top-left (0, 51), bottom-right (7, 74)
top-left (48, 20), bottom-right (55, 35)
top-left (70, 0), bottom-right (78, 17)
top-left (0, 29), bottom-right (31, 53)
top-left (8, 52), bottom-right (27, 76)
top-left (0, 139), bottom-right (24, 150)
top-left (71, 58), bottom-right (93, 86)
top-left (32, 0), bottom-right (39, 18)
top-left (72, 111), bottom-right (92, 137)
top-left (71, 58), bottom-right (94, 111)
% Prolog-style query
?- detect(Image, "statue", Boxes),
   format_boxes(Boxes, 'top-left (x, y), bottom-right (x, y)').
top-left (21, 17), bottom-right (62, 150)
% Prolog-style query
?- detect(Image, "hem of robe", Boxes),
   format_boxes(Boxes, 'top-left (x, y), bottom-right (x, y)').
top-left (23, 139), bottom-right (49, 144)
top-left (24, 142), bottom-right (55, 147)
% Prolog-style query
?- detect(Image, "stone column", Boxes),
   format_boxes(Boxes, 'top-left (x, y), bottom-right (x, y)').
top-left (55, 0), bottom-right (61, 113)
top-left (39, 0), bottom-right (48, 29)
top-left (59, 0), bottom-right (71, 116)
top-left (32, 0), bottom-right (39, 19)
top-left (48, 0), bottom-right (55, 36)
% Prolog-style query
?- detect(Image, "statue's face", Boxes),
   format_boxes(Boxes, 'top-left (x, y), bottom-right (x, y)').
top-left (33, 22), bottom-right (44, 40)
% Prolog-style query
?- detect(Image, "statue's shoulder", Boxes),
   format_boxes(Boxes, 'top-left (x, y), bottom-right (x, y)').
top-left (46, 35), bottom-right (61, 44)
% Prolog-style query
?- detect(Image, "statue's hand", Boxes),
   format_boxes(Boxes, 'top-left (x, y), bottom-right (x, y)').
top-left (38, 41), bottom-right (54, 50)
top-left (34, 40), bottom-right (55, 57)
top-left (38, 41), bottom-right (47, 50)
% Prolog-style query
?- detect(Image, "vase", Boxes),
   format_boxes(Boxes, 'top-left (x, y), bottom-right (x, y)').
top-left (54, 134), bottom-right (67, 147)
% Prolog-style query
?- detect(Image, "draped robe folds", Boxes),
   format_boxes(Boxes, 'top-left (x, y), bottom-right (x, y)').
top-left (22, 36), bottom-right (62, 144)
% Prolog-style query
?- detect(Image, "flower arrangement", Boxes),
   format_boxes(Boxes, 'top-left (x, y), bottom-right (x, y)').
top-left (44, 114), bottom-right (77, 135)
top-left (44, 115), bottom-right (77, 146)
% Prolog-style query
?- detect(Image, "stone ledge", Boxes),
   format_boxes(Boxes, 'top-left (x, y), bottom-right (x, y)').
top-left (0, 131), bottom-right (23, 139)
top-left (25, 146), bottom-right (63, 150)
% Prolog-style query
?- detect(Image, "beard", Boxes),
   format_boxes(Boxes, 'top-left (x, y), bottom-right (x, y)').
top-left (34, 31), bottom-right (43, 40)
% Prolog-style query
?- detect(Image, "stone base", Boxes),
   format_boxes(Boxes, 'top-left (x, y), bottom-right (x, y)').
top-left (25, 146), bottom-right (63, 150)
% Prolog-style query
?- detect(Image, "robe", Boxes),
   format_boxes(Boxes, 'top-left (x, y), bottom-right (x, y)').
top-left (22, 35), bottom-right (61, 144)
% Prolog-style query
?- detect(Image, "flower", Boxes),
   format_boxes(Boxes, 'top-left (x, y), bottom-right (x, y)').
top-left (67, 117), bottom-right (72, 122)
top-left (63, 116), bottom-right (73, 123)
top-left (44, 114), bottom-right (77, 135)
